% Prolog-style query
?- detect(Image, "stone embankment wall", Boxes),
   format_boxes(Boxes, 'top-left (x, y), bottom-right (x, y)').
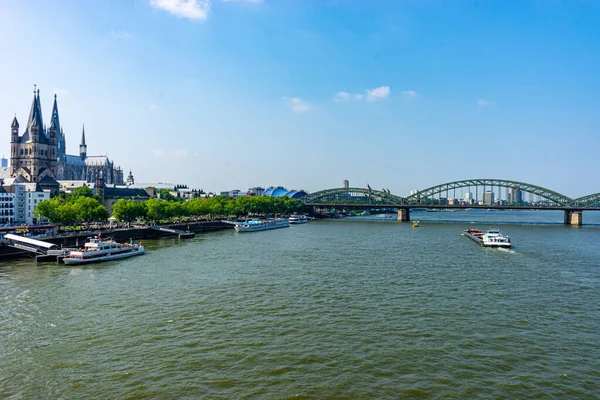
top-left (0, 221), bottom-right (233, 259)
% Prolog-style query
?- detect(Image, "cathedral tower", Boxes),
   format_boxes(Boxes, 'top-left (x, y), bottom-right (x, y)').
top-left (10, 86), bottom-right (58, 182)
top-left (79, 125), bottom-right (87, 160)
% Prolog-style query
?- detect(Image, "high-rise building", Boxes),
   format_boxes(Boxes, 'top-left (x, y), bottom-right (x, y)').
top-left (464, 192), bottom-right (474, 204)
top-left (483, 191), bottom-right (494, 206)
top-left (342, 180), bottom-right (349, 189)
top-left (507, 187), bottom-right (523, 205)
top-left (1, 154), bottom-right (7, 168)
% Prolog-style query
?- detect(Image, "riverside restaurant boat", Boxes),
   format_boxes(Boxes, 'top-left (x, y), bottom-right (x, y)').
top-left (62, 237), bottom-right (145, 265)
top-left (288, 214), bottom-right (308, 224)
top-left (463, 228), bottom-right (512, 248)
top-left (234, 218), bottom-right (290, 232)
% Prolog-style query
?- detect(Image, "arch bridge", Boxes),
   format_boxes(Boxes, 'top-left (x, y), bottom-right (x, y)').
top-left (302, 179), bottom-right (600, 225)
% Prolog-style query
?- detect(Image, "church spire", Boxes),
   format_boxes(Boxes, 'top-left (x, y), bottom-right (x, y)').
top-left (26, 85), bottom-right (44, 132)
top-left (79, 124), bottom-right (87, 160)
top-left (11, 114), bottom-right (19, 128)
top-left (51, 93), bottom-right (60, 132)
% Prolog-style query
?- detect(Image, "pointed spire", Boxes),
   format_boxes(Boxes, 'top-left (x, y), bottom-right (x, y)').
top-left (81, 124), bottom-right (86, 145)
top-left (50, 93), bottom-right (60, 132)
top-left (26, 85), bottom-right (43, 131)
top-left (11, 114), bottom-right (19, 128)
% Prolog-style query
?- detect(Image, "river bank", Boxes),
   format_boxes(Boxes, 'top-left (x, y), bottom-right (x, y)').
top-left (0, 220), bottom-right (232, 260)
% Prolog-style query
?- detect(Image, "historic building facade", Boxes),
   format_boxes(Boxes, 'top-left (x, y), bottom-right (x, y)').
top-left (9, 87), bottom-right (127, 185)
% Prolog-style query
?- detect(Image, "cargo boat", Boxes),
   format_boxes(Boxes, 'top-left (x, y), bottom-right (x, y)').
top-left (463, 228), bottom-right (512, 248)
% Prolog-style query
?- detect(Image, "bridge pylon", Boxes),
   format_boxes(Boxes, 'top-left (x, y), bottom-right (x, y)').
top-left (564, 210), bottom-right (583, 226)
top-left (397, 208), bottom-right (410, 222)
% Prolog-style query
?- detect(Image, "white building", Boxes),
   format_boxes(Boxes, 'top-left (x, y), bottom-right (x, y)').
top-left (464, 192), bottom-right (474, 205)
top-left (1, 179), bottom-right (50, 225)
top-left (0, 186), bottom-right (15, 225)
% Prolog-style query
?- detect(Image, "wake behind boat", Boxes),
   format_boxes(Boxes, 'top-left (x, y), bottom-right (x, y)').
top-left (62, 237), bottom-right (145, 265)
top-left (463, 228), bottom-right (512, 248)
top-left (234, 218), bottom-right (290, 232)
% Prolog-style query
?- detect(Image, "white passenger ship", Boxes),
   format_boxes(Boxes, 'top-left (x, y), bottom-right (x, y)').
top-left (234, 218), bottom-right (290, 232)
top-left (288, 214), bottom-right (308, 224)
top-left (463, 228), bottom-right (512, 248)
top-left (62, 237), bottom-right (145, 265)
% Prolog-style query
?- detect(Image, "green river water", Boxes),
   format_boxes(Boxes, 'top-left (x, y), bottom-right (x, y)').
top-left (1, 210), bottom-right (599, 399)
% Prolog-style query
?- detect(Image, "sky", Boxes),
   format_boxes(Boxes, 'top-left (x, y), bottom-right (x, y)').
top-left (0, 0), bottom-right (599, 198)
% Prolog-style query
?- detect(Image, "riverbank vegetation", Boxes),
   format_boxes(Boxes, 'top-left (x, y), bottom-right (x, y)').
top-left (34, 191), bottom-right (304, 225)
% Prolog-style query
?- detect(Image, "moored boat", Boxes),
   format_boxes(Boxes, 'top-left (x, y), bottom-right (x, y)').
top-left (62, 237), bottom-right (145, 265)
top-left (234, 218), bottom-right (290, 232)
top-left (288, 214), bottom-right (308, 224)
top-left (463, 228), bottom-right (512, 248)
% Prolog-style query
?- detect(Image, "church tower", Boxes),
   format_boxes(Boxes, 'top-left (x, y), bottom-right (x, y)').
top-left (10, 86), bottom-right (58, 182)
top-left (79, 125), bottom-right (87, 160)
top-left (10, 115), bottom-right (19, 175)
top-left (51, 94), bottom-right (65, 159)
top-left (126, 170), bottom-right (135, 185)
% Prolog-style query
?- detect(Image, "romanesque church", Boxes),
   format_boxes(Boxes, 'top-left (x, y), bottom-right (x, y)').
top-left (9, 87), bottom-right (127, 186)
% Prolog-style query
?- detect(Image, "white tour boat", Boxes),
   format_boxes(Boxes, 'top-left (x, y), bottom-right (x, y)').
top-left (288, 214), bottom-right (308, 224)
top-left (62, 237), bottom-right (145, 265)
top-left (234, 218), bottom-right (290, 232)
top-left (463, 228), bottom-right (512, 248)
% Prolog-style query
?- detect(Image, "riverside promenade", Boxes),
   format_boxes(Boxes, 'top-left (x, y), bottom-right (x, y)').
top-left (0, 220), bottom-right (232, 259)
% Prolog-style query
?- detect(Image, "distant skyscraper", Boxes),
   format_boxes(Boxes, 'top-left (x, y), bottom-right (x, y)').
top-left (483, 191), bottom-right (494, 206)
top-left (1, 154), bottom-right (7, 168)
top-left (342, 179), bottom-right (349, 189)
top-left (464, 192), bottom-right (474, 204)
top-left (507, 187), bottom-right (522, 204)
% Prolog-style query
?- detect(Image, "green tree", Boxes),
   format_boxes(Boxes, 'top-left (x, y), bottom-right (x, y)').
top-left (33, 199), bottom-right (60, 223)
top-left (112, 199), bottom-right (144, 223)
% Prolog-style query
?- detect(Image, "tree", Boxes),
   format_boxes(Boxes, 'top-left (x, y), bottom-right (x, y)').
top-left (33, 199), bottom-right (60, 223)
top-left (70, 186), bottom-right (94, 200)
top-left (112, 199), bottom-right (144, 223)
top-left (75, 196), bottom-right (108, 224)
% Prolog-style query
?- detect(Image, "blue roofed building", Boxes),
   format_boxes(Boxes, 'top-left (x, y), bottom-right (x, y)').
top-left (263, 186), bottom-right (308, 199)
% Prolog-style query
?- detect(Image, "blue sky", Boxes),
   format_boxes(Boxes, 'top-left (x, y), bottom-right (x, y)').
top-left (1, 0), bottom-right (599, 197)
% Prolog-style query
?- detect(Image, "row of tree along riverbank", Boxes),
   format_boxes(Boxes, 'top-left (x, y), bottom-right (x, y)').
top-left (34, 186), bottom-right (305, 225)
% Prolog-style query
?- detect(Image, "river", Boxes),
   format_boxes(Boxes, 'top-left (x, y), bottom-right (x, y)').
top-left (1, 210), bottom-right (599, 399)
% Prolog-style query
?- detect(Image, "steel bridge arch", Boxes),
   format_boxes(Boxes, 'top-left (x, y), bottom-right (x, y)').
top-left (302, 187), bottom-right (408, 206)
top-left (571, 193), bottom-right (600, 208)
top-left (405, 179), bottom-right (573, 206)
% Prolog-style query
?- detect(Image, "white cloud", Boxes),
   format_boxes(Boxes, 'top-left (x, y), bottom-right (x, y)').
top-left (149, 104), bottom-right (160, 110)
top-left (149, 0), bottom-right (211, 21)
top-left (333, 91), bottom-right (366, 102)
top-left (334, 91), bottom-right (351, 102)
top-left (286, 97), bottom-right (310, 113)
top-left (477, 99), bottom-right (492, 106)
top-left (54, 88), bottom-right (69, 96)
top-left (366, 86), bottom-right (391, 102)
top-left (108, 30), bottom-right (134, 40)
top-left (401, 90), bottom-right (419, 98)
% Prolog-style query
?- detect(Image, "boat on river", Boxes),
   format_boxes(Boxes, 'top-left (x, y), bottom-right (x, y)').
top-left (288, 214), bottom-right (308, 224)
top-left (463, 228), bottom-right (512, 248)
top-left (234, 218), bottom-right (290, 232)
top-left (62, 237), bottom-right (145, 265)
